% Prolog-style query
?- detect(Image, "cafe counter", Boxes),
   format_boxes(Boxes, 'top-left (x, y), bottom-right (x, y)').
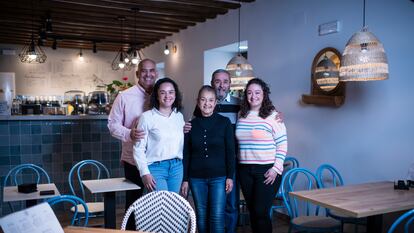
top-left (0, 114), bottom-right (124, 216)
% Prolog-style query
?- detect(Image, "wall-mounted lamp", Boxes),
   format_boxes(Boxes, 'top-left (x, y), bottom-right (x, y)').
top-left (92, 42), bottom-right (97, 53)
top-left (164, 41), bottom-right (177, 55)
top-left (78, 49), bottom-right (84, 62)
top-left (52, 39), bottom-right (57, 50)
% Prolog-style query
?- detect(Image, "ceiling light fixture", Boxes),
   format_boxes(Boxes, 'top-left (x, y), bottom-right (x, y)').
top-left (226, 1), bottom-right (254, 89)
top-left (164, 41), bottom-right (177, 55)
top-left (45, 12), bottom-right (53, 33)
top-left (111, 16), bottom-right (131, 71)
top-left (18, 0), bottom-right (47, 64)
top-left (129, 7), bottom-right (144, 65)
top-left (78, 49), bottom-right (84, 62)
top-left (92, 42), bottom-right (97, 53)
top-left (339, 0), bottom-right (388, 81)
top-left (52, 39), bottom-right (57, 50)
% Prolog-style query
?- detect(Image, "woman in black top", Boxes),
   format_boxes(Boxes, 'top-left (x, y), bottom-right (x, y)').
top-left (181, 85), bottom-right (235, 233)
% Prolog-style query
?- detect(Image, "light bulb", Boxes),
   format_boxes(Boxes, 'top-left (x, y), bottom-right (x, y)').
top-left (118, 62), bottom-right (125, 69)
top-left (164, 48), bottom-right (170, 55)
top-left (28, 54), bottom-right (37, 60)
top-left (132, 58), bottom-right (139, 64)
top-left (124, 57), bottom-right (130, 63)
top-left (235, 65), bottom-right (242, 77)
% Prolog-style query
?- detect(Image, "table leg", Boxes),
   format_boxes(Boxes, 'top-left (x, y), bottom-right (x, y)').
top-left (104, 191), bottom-right (116, 229)
top-left (366, 214), bottom-right (382, 233)
top-left (26, 199), bottom-right (37, 207)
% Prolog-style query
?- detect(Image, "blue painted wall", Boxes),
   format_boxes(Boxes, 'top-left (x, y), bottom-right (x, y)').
top-left (144, 0), bottom-right (414, 184)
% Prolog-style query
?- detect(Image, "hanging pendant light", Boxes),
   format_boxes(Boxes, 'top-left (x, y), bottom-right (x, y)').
top-left (226, 2), bottom-right (254, 90)
top-left (19, 0), bottom-right (47, 64)
top-left (339, 0), bottom-right (388, 81)
top-left (111, 16), bottom-right (131, 71)
top-left (129, 8), bottom-right (144, 66)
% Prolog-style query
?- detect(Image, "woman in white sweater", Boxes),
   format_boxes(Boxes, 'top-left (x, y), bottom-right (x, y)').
top-left (133, 77), bottom-right (185, 193)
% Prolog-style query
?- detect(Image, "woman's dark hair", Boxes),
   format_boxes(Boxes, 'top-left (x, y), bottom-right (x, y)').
top-left (239, 78), bottom-right (275, 119)
top-left (150, 77), bottom-right (183, 112)
top-left (193, 85), bottom-right (217, 117)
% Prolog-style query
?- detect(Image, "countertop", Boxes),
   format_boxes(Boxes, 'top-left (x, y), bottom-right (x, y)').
top-left (0, 114), bottom-right (109, 121)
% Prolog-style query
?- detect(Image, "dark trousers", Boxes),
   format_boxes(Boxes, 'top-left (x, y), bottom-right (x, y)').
top-left (238, 164), bottom-right (282, 233)
top-left (124, 162), bottom-right (144, 230)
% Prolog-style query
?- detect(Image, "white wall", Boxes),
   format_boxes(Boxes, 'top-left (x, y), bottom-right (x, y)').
top-left (143, 0), bottom-right (414, 184)
top-left (0, 44), bottom-right (136, 97)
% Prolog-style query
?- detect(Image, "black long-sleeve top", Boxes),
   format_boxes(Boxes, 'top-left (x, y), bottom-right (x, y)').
top-left (183, 112), bottom-right (235, 181)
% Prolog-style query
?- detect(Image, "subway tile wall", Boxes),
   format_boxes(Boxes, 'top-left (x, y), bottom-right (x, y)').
top-left (0, 119), bottom-right (124, 216)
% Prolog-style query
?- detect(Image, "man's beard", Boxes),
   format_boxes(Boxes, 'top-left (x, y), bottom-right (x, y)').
top-left (216, 89), bottom-right (228, 101)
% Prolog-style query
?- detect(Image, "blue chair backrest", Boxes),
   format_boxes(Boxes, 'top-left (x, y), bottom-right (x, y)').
top-left (284, 157), bottom-right (300, 171)
top-left (281, 168), bottom-right (321, 218)
top-left (316, 164), bottom-right (344, 188)
top-left (3, 164), bottom-right (50, 187)
top-left (387, 209), bottom-right (414, 233)
top-left (47, 195), bottom-right (89, 226)
top-left (68, 160), bottom-right (110, 201)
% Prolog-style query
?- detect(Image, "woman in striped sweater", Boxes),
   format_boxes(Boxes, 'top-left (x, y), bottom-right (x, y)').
top-left (235, 78), bottom-right (288, 233)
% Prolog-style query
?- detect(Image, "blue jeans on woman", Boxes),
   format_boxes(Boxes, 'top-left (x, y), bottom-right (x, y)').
top-left (148, 158), bottom-right (183, 193)
top-left (190, 176), bottom-right (226, 233)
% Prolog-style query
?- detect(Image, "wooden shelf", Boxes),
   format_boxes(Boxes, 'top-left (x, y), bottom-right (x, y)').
top-left (301, 94), bottom-right (344, 107)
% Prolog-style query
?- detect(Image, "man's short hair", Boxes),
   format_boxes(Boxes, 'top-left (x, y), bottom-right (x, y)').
top-left (211, 69), bottom-right (231, 83)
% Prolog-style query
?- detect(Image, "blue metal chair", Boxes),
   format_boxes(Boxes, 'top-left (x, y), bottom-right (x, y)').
top-left (270, 156), bottom-right (300, 218)
top-left (3, 164), bottom-right (51, 211)
top-left (316, 164), bottom-right (366, 233)
top-left (47, 195), bottom-right (89, 226)
top-left (387, 209), bottom-right (414, 233)
top-left (68, 160), bottom-right (110, 223)
top-left (281, 168), bottom-right (341, 233)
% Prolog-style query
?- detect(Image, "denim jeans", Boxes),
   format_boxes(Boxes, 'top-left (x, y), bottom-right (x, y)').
top-left (148, 158), bottom-right (183, 193)
top-left (190, 176), bottom-right (226, 233)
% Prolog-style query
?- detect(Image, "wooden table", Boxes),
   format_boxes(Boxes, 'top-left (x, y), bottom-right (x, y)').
top-left (64, 226), bottom-right (147, 233)
top-left (290, 181), bottom-right (414, 233)
top-left (3, 183), bottom-right (60, 207)
top-left (82, 178), bottom-right (141, 229)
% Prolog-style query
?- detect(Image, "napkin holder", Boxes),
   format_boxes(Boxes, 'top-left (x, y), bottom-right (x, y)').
top-left (17, 183), bottom-right (38, 193)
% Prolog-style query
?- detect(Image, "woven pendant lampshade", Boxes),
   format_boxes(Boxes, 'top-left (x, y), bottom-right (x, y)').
top-left (315, 56), bottom-right (339, 91)
top-left (226, 2), bottom-right (254, 91)
top-left (339, 0), bottom-right (388, 81)
top-left (226, 54), bottom-right (254, 90)
top-left (339, 27), bottom-right (388, 81)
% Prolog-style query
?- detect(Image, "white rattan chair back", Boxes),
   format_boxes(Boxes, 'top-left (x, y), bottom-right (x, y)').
top-left (121, 191), bottom-right (196, 233)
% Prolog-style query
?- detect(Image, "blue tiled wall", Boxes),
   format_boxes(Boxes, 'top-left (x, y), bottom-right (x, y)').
top-left (0, 119), bottom-right (123, 216)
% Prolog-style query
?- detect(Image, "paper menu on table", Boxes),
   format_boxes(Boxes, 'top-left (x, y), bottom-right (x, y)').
top-left (0, 202), bottom-right (64, 233)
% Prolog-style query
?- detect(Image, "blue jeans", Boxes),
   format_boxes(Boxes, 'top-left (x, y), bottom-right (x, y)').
top-left (225, 173), bottom-right (239, 233)
top-left (148, 158), bottom-right (183, 193)
top-left (190, 176), bottom-right (226, 233)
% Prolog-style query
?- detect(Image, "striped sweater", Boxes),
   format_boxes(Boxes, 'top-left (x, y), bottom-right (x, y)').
top-left (235, 110), bottom-right (288, 175)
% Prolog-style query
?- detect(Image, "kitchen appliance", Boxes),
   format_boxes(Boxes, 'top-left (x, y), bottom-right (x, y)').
top-left (64, 90), bottom-right (86, 115)
top-left (21, 104), bottom-right (42, 115)
top-left (87, 91), bottom-right (109, 115)
top-left (0, 72), bottom-right (15, 115)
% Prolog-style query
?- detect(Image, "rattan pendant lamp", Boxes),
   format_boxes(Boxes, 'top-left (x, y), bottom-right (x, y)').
top-left (339, 0), bottom-right (388, 81)
top-left (226, 2), bottom-right (254, 87)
